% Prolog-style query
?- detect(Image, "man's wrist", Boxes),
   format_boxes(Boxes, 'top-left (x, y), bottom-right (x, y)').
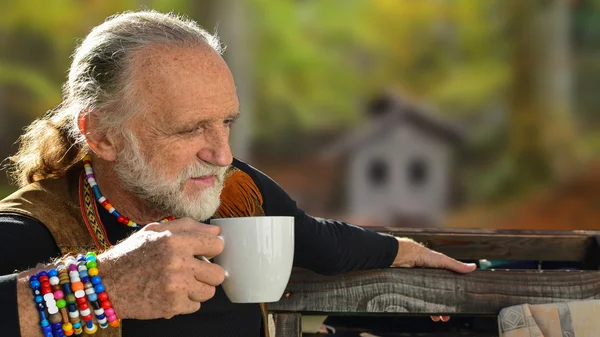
top-left (391, 237), bottom-right (422, 268)
top-left (16, 269), bottom-right (46, 337)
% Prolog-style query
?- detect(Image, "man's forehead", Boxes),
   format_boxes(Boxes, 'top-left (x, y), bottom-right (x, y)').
top-left (137, 45), bottom-right (220, 68)
top-left (131, 45), bottom-right (234, 90)
top-left (128, 44), bottom-right (238, 122)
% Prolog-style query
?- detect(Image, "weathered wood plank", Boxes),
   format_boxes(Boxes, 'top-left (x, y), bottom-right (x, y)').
top-left (273, 313), bottom-right (301, 337)
top-left (371, 227), bottom-right (597, 261)
top-left (373, 227), bottom-right (600, 236)
top-left (303, 333), bottom-right (498, 337)
top-left (270, 268), bottom-right (600, 315)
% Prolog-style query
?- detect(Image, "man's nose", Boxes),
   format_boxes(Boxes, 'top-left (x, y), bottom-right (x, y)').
top-left (196, 128), bottom-right (233, 167)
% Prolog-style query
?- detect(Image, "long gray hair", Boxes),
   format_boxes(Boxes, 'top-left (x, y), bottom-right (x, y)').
top-left (7, 10), bottom-right (222, 187)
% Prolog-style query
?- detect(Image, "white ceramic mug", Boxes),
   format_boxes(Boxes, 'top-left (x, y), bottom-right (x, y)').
top-left (209, 216), bottom-right (295, 303)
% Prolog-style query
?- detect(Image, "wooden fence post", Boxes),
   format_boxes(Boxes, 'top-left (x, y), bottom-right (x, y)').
top-left (273, 313), bottom-right (301, 337)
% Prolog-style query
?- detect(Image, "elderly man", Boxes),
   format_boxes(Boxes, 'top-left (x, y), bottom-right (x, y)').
top-left (0, 10), bottom-right (474, 337)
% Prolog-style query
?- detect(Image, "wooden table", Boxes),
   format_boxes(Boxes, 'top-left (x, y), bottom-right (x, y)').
top-left (268, 227), bottom-right (600, 337)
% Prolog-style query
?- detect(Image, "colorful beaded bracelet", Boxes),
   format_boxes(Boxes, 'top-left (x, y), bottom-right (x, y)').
top-left (75, 254), bottom-right (108, 329)
top-left (30, 252), bottom-right (119, 336)
top-left (39, 270), bottom-right (65, 337)
top-left (57, 261), bottom-right (83, 336)
top-left (28, 273), bottom-right (54, 337)
top-left (84, 252), bottom-right (120, 328)
top-left (65, 257), bottom-right (97, 335)
top-left (49, 268), bottom-right (76, 336)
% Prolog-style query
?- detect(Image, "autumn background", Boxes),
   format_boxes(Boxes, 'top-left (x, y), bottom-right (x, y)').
top-left (0, 0), bottom-right (598, 230)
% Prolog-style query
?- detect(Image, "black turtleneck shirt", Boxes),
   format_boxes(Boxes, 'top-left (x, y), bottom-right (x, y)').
top-left (0, 159), bottom-right (399, 337)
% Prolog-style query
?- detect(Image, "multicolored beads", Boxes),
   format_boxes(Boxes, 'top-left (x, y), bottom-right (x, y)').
top-left (29, 273), bottom-right (54, 337)
top-left (57, 261), bottom-right (82, 336)
top-left (84, 252), bottom-right (120, 328)
top-left (40, 270), bottom-right (65, 337)
top-left (48, 268), bottom-right (73, 337)
top-left (74, 254), bottom-right (105, 329)
top-left (30, 252), bottom-right (119, 337)
top-left (65, 256), bottom-right (97, 335)
top-left (83, 155), bottom-right (177, 228)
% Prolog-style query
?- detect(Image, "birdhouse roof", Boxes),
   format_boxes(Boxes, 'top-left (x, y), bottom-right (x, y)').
top-left (323, 92), bottom-right (465, 159)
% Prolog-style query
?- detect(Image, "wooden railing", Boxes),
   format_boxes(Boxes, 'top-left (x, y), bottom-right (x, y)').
top-left (268, 227), bottom-right (600, 337)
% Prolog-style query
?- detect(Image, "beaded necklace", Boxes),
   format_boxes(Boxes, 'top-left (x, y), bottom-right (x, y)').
top-left (83, 155), bottom-right (177, 228)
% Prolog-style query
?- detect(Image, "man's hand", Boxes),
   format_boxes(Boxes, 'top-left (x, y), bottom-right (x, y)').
top-left (97, 218), bottom-right (226, 320)
top-left (431, 316), bottom-right (451, 322)
top-left (392, 237), bottom-right (476, 324)
top-left (392, 237), bottom-right (476, 273)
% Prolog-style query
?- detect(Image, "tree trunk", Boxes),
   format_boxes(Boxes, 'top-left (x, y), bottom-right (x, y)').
top-left (190, 0), bottom-right (254, 162)
top-left (508, 0), bottom-right (575, 188)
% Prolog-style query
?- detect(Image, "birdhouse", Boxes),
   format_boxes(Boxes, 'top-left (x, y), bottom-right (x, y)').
top-left (327, 93), bottom-right (464, 227)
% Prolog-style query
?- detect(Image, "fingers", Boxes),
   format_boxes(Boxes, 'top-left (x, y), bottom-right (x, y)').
top-left (166, 231), bottom-right (224, 258)
top-left (186, 232), bottom-right (225, 258)
top-left (144, 218), bottom-right (221, 236)
top-left (186, 260), bottom-right (224, 303)
top-left (190, 258), bottom-right (226, 287)
top-left (437, 253), bottom-right (477, 274)
top-left (430, 316), bottom-right (451, 322)
top-left (455, 262), bottom-right (477, 274)
top-left (175, 299), bottom-right (202, 317)
top-left (187, 281), bottom-right (217, 303)
top-left (394, 238), bottom-right (476, 273)
top-left (145, 219), bottom-right (224, 257)
top-left (419, 249), bottom-right (477, 274)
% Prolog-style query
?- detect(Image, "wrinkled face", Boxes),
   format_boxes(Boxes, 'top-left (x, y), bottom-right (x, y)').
top-left (114, 44), bottom-right (239, 221)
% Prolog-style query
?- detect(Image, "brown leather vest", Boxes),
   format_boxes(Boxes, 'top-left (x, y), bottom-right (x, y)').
top-left (0, 164), bottom-right (270, 337)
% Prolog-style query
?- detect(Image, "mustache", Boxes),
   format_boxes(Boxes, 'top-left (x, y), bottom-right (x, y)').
top-left (178, 161), bottom-right (229, 183)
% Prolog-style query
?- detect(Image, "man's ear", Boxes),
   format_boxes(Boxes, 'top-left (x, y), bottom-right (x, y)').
top-left (78, 111), bottom-right (119, 161)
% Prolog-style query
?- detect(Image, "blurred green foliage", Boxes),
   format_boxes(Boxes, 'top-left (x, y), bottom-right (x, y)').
top-left (0, 0), bottom-right (598, 203)
top-left (251, 0), bottom-right (510, 139)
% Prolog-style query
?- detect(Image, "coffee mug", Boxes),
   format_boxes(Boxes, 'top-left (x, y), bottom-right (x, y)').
top-left (209, 216), bottom-right (295, 303)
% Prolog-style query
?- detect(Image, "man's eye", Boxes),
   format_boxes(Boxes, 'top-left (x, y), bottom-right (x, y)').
top-left (224, 119), bottom-right (236, 127)
top-left (178, 127), bottom-right (201, 135)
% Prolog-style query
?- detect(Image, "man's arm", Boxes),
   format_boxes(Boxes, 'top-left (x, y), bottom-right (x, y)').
top-left (292, 215), bottom-right (398, 274)
top-left (232, 159), bottom-right (476, 275)
top-left (0, 215), bottom-right (63, 337)
top-left (1, 215), bottom-right (229, 336)
top-left (232, 159), bottom-right (398, 274)
top-left (1, 273), bottom-right (50, 337)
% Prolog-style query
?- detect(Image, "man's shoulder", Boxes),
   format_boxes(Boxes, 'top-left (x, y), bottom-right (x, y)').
top-left (0, 170), bottom-right (78, 215)
top-left (231, 158), bottom-right (261, 178)
top-left (230, 158), bottom-right (280, 189)
top-left (0, 181), bottom-right (49, 219)
top-left (0, 166), bottom-right (98, 254)
top-left (0, 165), bottom-right (81, 206)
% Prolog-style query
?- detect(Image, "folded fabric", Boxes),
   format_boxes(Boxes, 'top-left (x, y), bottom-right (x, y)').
top-left (499, 300), bottom-right (600, 337)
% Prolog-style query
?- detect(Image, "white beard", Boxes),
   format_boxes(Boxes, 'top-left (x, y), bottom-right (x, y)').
top-left (113, 137), bottom-right (228, 221)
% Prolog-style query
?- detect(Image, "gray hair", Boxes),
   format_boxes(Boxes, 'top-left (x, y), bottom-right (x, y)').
top-left (8, 10), bottom-right (223, 186)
